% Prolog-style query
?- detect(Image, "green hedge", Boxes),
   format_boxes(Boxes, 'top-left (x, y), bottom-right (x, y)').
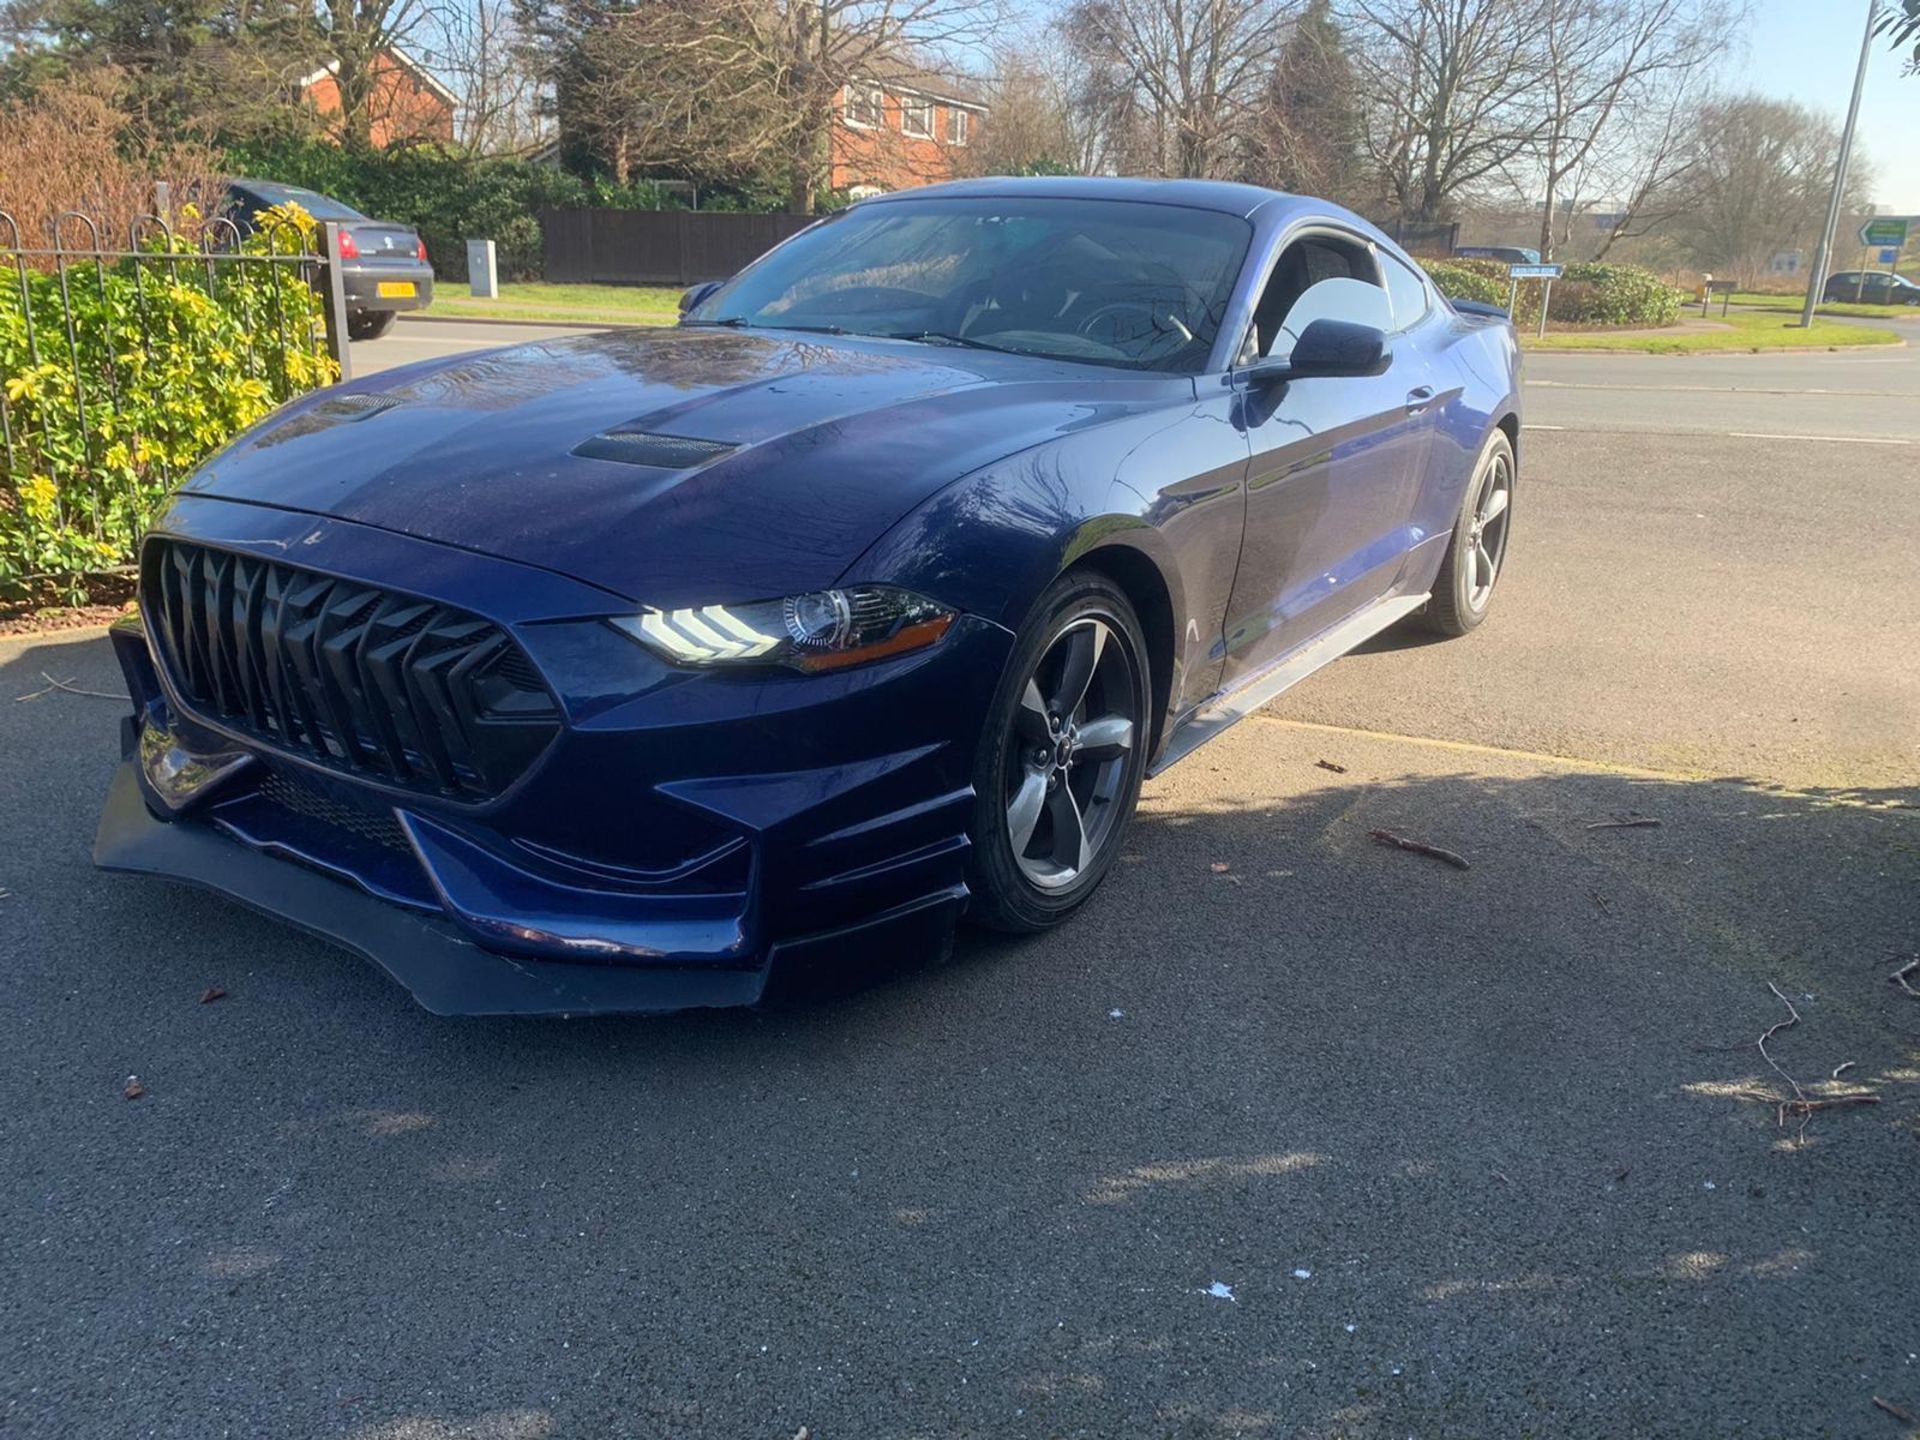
top-left (220, 140), bottom-right (799, 283)
top-left (1425, 258), bottom-right (1683, 329)
top-left (0, 205), bottom-right (336, 596)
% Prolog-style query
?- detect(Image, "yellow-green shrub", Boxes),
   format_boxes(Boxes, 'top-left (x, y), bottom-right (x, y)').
top-left (0, 204), bottom-right (337, 597)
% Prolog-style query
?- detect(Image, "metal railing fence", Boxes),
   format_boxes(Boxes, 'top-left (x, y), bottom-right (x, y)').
top-left (0, 210), bottom-right (351, 589)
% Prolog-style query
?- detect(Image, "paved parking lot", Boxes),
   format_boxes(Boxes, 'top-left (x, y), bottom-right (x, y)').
top-left (4, 329), bottom-right (1918, 1439)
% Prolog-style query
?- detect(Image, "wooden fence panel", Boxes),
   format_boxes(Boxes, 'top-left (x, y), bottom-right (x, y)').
top-left (540, 210), bottom-right (816, 285)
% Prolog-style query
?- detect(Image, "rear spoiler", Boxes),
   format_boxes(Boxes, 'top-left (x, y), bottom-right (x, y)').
top-left (1450, 298), bottom-right (1511, 322)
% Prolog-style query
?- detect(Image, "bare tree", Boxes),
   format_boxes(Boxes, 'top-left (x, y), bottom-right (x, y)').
top-left (962, 30), bottom-right (1084, 176)
top-left (424, 0), bottom-right (547, 155)
top-left (1582, 53), bottom-right (1716, 260)
top-left (1340, 0), bottom-right (1552, 222)
top-left (1672, 95), bottom-right (1876, 286)
top-left (533, 0), bottom-right (999, 210)
top-left (319, 0), bottom-right (445, 148)
top-left (1526, 0), bottom-right (1727, 260)
top-left (1060, 0), bottom-right (1291, 179)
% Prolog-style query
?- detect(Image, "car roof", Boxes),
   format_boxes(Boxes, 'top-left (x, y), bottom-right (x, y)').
top-left (857, 175), bottom-right (1295, 219)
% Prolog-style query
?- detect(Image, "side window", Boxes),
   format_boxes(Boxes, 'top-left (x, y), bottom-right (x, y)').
top-left (1382, 253), bottom-right (1430, 332)
top-left (1246, 235), bottom-right (1391, 361)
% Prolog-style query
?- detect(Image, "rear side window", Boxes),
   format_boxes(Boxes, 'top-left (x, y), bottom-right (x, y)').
top-left (1382, 254), bottom-right (1430, 332)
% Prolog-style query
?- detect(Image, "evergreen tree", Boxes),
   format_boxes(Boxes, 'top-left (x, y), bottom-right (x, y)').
top-left (1249, 0), bottom-right (1365, 202)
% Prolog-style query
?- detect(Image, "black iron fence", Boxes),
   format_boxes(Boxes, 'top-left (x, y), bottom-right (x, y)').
top-left (541, 208), bottom-right (816, 286)
top-left (0, 209), bottom-right (352, 594)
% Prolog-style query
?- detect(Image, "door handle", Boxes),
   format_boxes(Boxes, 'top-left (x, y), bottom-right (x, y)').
top-left (1404, 386), bottom-right (1436, 414)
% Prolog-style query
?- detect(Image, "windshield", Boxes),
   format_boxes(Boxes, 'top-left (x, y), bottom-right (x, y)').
top-left (689, 197), bottom-right (1252, 373)
top-left (247, 184), bottom-right (366, 222)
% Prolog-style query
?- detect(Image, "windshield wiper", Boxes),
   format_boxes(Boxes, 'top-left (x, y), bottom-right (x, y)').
top-left (883, 330), bottom-right (1018, 354)
top-left (681, 315), bottom-right (753, 328)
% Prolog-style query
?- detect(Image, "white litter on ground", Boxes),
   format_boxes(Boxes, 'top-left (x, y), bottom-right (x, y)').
top-left (1203, 1282), bottom-right (1236, 1301)
top-left (1292, 1268), bottom-right (1313, 1280)
top-left (1108, 1009), bottom-right (1125, 1019)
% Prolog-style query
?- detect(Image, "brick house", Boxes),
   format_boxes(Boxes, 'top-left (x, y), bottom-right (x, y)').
top-left (831, 66), bottom-right (988, 197)
top-left (297, 48), bottom-right (458, 148)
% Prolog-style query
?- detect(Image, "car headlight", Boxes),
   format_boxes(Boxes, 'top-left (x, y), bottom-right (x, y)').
top-left (610, 586), bottom-right (955, 673)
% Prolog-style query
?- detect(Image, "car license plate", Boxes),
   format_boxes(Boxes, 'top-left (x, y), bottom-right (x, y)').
top-left (377, 282), bottom-right (416, 299)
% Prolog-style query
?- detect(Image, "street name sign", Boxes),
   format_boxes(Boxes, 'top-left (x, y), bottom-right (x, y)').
top-left (1508, 264), bottom-right (1564, 279)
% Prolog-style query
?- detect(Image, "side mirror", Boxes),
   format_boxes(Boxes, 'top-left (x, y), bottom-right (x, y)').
top-left (1249, 319), bottom-right (1390, 383)
top-left (679, 279), bottom-right (723, 316)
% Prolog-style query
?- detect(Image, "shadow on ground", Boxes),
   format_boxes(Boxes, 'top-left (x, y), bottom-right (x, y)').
top-left (3, 631), bottom-right (1918, 1440)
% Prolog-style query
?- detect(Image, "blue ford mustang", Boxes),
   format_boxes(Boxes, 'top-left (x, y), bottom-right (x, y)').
top-left (95, 178), bottom-right (1521, 1016)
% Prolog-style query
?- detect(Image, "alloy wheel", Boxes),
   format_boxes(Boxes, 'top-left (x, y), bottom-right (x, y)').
top-left (1002, 614), bottom-right (1139, 890)
top-left (1464, 448), bottom-right (1513, 611)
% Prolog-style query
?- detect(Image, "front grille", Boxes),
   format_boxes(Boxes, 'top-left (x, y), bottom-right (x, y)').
top-left (144, 539), bottom-right (560, 800)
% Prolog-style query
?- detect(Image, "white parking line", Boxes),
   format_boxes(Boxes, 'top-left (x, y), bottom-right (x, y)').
top-left (1520, 423), bottom-right (1914, 445)
top-left (1727, 431), bottom-right (1912, 446)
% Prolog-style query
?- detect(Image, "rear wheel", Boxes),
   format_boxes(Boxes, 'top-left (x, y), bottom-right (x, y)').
top-left (966, 571), bottom-right (1150, 933)
top-left (348, 311), bottom-right (395, 341)
top-left (1420, 429), bottom-right (1514, 637)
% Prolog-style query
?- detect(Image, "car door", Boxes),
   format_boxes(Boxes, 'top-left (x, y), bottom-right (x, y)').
top-left (1219, 234), bottom-right (1436, 685)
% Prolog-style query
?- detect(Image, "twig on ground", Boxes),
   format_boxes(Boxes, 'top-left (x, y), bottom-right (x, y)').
top-left (1832, 1061), bottom-right (1856, 1081)
top-left (1367, 829), bottom-right (1470, 870)
top-left (1873, 1396), bottom-right (1916, 1426)
top-left (1891, 958), bottom-right (1920, 1000)
top-left (1586, 816), bottom-right (1662, 830)
top-left (1757, 982), bottom-right (1810, 1133)
top-left (1314, 758), bottom-right (1348, 774)
top-left (1590, 890), bottom-right (1611, 915)
top-left (15, 670), bottom-right (125, 702)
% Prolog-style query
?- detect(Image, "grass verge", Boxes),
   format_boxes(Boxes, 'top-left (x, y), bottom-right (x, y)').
top-left (1728, 292), bottom-right (1920, 320)
top-left (1525, 308), bottom-right (1900, 354)
top-left (424, 282), bottom-right (682, 326)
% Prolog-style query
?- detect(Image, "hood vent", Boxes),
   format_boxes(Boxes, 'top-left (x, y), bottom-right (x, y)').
top-left (317, 393), bottom-right (403, 421)
top-left (573, 429), bottom-right (735, 469)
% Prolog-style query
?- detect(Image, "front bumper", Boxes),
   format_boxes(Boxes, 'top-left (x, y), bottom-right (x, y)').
top-left (95, 502), bottom-right (1011, 1016)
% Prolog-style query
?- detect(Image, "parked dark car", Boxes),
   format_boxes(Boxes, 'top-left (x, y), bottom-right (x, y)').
top-left (223, 179), bottom-right (434, 339)
top-left (1822, 270), bottom-right (1920, 305)
top-left (1453, 245), bottom-right (1542, 265)
top-left (96, 177), bottom-right (1522, 1016)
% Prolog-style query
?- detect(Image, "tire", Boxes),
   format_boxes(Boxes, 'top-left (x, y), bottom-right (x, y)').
top-left (1419, 427), bottom-right (1515, 637)
top-left (965, 569), bottom-right (1151, 933)
top-left (348, 311), bottom-right (395, 341)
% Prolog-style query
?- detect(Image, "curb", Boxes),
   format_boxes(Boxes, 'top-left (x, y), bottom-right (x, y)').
top-left (395, 310), bottom-right (656, 331)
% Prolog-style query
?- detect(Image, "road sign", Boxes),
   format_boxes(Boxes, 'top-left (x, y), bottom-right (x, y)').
top-left (1880, 248), bottom-right (1902, 266)
top-left (1508, 263), bottom-right (1564, 279)
top-left (1858, 217), bottom-right (1909, 248)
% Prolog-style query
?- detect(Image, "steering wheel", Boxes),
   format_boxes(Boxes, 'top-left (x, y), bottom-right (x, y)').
top-left (1076, 300), bottom-right (1196, 354)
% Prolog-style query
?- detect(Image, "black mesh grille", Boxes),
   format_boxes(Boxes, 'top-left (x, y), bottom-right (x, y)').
top-left (143, 539), bottom-right (560, 800)
top-left (257, 770), bottom-right (412, 852)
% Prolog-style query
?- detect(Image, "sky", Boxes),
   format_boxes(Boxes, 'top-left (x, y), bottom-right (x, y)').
top-left (1733, 0), bottom-right (1919, 215)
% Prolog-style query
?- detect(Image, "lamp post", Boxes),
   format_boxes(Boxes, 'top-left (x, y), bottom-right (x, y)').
top-left (1800, 0), bottom-right (1882, 328)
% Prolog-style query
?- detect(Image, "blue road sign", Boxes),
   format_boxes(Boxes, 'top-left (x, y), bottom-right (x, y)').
top-left (1880, 248), bottom-right (1901, 265)
top-left (1508, 264), bottom-right (1564, 279)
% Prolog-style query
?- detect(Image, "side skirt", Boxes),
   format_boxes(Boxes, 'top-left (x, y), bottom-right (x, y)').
top-left (1148, 592), bottom-right (1430, 777)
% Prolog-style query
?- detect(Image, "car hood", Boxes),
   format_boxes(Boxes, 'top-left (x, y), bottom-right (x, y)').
top-left (182, 328), bottom-right (1179, 606)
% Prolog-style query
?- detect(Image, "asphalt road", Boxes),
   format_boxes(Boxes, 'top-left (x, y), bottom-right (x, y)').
top-left (4, 330), bottom-right (1918, 1440)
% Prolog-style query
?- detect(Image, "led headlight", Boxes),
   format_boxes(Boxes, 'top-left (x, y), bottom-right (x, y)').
top-left (611, 586), bottom-right (955, 673)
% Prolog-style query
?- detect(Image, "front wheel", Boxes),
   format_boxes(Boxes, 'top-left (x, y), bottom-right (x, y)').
top-left (1420, 428), bottom-right (1514, 637)
top-left (966, 570), bottom-right (1151, 933)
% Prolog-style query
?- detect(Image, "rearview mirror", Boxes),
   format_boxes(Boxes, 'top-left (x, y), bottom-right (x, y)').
top-left (1248, 319), bottom-right (1390, 383)
top-left (679, 280), bottom-right (723, 315)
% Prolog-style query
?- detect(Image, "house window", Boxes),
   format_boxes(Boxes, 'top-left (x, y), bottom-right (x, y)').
top-left (901, 96), bottom-right (934, 139)
top-left (845, 84), bottom-right (883, 129)
top-left (946, 108), bottom-right (969, 146)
